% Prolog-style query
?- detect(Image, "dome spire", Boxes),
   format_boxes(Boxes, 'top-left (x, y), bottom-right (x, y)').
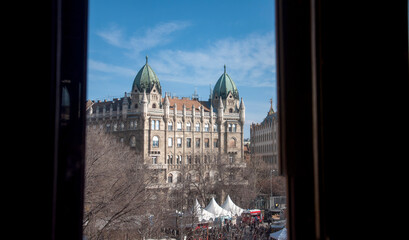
top-left (268, 98), bottom-right (275, 115)
top-left (212, 64), bottom-right (239, 100)
top-left (132, 56), bottom-right (161, 94)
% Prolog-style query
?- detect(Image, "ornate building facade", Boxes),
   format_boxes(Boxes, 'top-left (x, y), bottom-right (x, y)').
top-left (86, 57), bottom-right (246, 189)
top-left (250, 100), bottom-right (279, 171)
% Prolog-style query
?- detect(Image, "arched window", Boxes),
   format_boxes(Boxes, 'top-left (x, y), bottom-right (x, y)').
top-left (186, 122), bottom-right (191, 131)
top-left (167, 155), bottom-right (173, 164)
top-left (195, 122), bottom-right (200, 132)
top-left (152, 103), bottom-right (156, 108)
top-left (204, 123), bottom-right (209, 132)
top-left (168, 173), bottom-right (173, 183)
top-left (130, 136), bottom-right (136, 147)
top-left (177, 122), bottom-right (182, 131)
top-left (152, 136), bottom-right (159, 147)
top-left (228, 138), bottom-right (236, 148)
top-left (232, 124), bottom-right (237, 132)
top-left (229, 108), bottom-right (233, 113)
top-left (213, 124), bottom-right (218, 132)
top-left (214, 172), bottom-right (219, 181)
top-left (168, 121), bottom-right (173, 131)
top-left (177, 173), bottom-right (182, 183)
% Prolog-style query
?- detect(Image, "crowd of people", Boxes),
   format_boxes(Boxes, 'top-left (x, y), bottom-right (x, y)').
top-left (187, 219), bottom-right (276, 240)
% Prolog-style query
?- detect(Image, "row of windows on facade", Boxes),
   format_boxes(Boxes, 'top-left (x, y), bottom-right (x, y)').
top-left (147, 136), bottom-right (236, 148)
top-left (92, 120), bottom-right (138, 131)
top-left (152, 120), bottom-right (238, 133)
top-left (95, 120), bottom-right (238, 133)
top-left (125, 135), bottom-right (238, 149)
top-left (253, 143), bottom-right (278, 153)
top-left (93, 100), bottom-right (235, 113)
top-left (153, 154), bottom-right (236, 165)
top-left (253, 131), bottom-right (278, 142)
top-left (151, 171), bottom-right (235, 184)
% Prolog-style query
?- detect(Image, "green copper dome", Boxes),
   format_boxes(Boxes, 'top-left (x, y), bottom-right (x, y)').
top-left (132, 56), bottom-right (161, 93)
top-left (213, 65), bottom-right (239, 100)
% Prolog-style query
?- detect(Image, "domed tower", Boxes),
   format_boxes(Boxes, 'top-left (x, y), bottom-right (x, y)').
top-left (131, 56), bottom-right (162, 110)
top-left (212, 65), bottom-right (240, 113)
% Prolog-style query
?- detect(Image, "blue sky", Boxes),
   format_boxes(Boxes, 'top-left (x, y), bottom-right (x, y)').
top-left (88, 0), bottom-right (276, 138)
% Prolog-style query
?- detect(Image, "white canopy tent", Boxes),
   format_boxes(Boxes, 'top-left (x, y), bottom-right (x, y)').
top-left (270, 228), bottom-right (287, 240)
top-left (192, 199), bottom-right (216, 221)
top-left (204, 197), bottom-right (232, 218)
top-left (221, 195), bottom-right (244, 216)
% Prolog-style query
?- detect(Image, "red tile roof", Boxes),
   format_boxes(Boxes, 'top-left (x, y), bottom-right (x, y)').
top-left (164, 97), bottom-right (210, 112)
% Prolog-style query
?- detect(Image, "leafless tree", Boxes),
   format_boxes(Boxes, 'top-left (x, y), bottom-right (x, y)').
top-left (241, 155), bottom-right (286, 208)
top-left (84, 127), bottom-right (285, 239)
top-left (83, 127), bottom-right (154, 239)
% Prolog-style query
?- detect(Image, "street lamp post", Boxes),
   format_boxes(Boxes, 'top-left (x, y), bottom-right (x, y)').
top-left (270, 169), bottom-right (277, 209)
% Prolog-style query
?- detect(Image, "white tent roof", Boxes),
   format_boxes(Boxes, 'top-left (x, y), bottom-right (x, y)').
top-left (193, 199), bottom-right (216, 221)
top-left (204, 197), bottom-right (232, 218)
top-left (221, 195), bottom-right (244, 216)
top-left (270, 228), bottom-right (287, 240)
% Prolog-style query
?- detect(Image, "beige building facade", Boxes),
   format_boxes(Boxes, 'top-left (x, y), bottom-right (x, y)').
top-left (86, 57), bottom-right (246, 188)
top-left (250, 100), bottom-right (279, 172)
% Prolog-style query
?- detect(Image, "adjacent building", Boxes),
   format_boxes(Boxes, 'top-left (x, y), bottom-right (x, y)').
top-left (250, 100), bottom-right (279, 171)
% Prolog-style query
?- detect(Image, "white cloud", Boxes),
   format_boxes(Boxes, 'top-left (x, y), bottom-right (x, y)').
top-left (96, 24), bottom-right (124, 47)
top-left (153, 32), bottom-right (276, 88)
top-left (94, 23), bottom-right (275, 89)
top-left (97, 21), bottom-right (191, 55)
top-left (88, 59), bottom-right (135, 77)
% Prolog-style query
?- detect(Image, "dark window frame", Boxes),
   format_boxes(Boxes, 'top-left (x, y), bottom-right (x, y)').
top-left (36, 1), bottom-right (408, 239)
